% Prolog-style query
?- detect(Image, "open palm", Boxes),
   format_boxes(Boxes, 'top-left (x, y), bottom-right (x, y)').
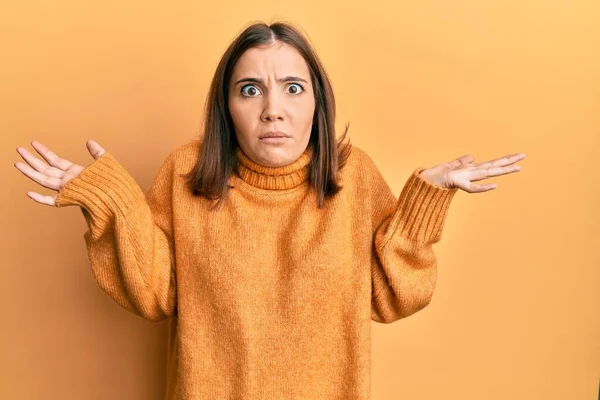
top-left (14, 140), bottom-right (106, 206)
top-left (418, 152), bottom-right (526, 193)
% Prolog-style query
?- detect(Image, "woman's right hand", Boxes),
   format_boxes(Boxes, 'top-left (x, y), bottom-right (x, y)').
top-left (14, 140), bottom-right (106, 207)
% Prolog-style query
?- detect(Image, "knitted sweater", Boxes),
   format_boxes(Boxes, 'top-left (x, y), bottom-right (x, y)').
top-left (54, 138), bottom-right (458, 399)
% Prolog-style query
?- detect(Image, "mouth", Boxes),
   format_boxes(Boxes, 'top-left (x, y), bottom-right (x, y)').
top-left (259, 136), bottom-right (290, 144)
top-left (260, 131), bottom-right (289, 139)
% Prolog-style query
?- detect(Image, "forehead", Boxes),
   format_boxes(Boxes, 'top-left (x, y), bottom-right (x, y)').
top-left (231, 42), bottom-right (310, 79)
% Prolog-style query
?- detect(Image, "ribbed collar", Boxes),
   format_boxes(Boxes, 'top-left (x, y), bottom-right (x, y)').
top-left (235, 146), bottom-right (312, 190)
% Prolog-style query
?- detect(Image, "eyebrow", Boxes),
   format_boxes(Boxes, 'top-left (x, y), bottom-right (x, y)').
top-left (234, 76), bottom-right (308, 86)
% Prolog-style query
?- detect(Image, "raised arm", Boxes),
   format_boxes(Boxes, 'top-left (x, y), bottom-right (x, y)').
top-left (363, 154), bottom-right (458, 324)
top-left (54, 150), bottom-right (178, 322)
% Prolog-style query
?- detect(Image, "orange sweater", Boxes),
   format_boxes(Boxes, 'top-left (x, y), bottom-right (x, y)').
top-left (55, 139), bottom-right (458, 399)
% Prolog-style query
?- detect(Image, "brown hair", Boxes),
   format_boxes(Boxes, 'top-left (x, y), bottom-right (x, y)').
top-left (182, 21), bottom-right (352, 209)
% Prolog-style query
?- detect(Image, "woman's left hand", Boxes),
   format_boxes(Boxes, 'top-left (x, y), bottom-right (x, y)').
top-left (418, 152), bottom-right (526, 193)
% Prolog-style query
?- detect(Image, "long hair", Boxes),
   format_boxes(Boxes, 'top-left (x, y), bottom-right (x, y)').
top-left (182, 21), bottom-right (352, 209)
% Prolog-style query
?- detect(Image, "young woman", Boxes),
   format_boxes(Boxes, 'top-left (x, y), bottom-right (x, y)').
top-left (14, 21), bottom-right (525, 400)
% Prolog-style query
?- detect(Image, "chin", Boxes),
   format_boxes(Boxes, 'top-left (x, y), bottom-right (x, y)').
top-left (256, 147), bottom-right (293, 167)
top-left (262, 156), bottom-right (291, 167)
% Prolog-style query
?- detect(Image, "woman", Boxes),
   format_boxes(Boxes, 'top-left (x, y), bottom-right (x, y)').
top-left (14, 21), bottom-right (525, 400)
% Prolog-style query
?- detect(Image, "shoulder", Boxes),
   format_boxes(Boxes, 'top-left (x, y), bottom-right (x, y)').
top-left (346, 144), bottom-right (373, 164)
top-left (341, 143), bottom-right (379, 177)
top-left (172, 138), bottom-right (202, 159)
top-left (161, 138), bottom-right (202, 172)
top-left (335, 144), bottom-right (383, 194)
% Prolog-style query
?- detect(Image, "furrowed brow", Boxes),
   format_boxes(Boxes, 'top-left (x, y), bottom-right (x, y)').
top-left (234, 76), bottom-right (308, 85)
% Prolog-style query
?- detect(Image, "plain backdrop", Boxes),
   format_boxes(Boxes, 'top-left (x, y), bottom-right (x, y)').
top-left (2, 1), bottom-right (598, 399)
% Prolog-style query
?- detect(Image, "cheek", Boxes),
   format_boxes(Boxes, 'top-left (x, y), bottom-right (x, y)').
top-left (229, 100), bottom-right (247, 126)
top-left (229, 100), bottom-right (256, 140)
top-left (298, 97), bottom-right (315, 123)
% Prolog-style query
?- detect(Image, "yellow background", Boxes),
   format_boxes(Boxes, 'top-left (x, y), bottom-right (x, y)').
top-left (2, 1), bottom-right (598, 399)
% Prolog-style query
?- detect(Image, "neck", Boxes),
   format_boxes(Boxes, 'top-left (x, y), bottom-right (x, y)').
top-left (235, 146), bottom-right (312, 190)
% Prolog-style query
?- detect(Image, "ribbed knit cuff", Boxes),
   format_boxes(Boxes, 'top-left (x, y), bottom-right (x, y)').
top-left (55, 152), bottom-right (144, 234)
top-left (383, 167), bottom-right (459, 245)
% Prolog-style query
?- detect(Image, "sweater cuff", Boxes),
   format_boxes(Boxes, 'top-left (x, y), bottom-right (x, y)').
top-left (55, 152), bottom-right (144, 226)
top-left (384, 167), bottom-right (459, 244)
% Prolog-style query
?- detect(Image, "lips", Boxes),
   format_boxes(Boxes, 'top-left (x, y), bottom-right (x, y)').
top-left (260, 131), bottom-right (288, 138)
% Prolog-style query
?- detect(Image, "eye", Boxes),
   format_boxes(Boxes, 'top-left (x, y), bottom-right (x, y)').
top-left (240, 84), bottom-right (261, 97)
top-left (240, 83), bottom-right (305, 98)
top-left (286, 83), bottom-right (304, 95)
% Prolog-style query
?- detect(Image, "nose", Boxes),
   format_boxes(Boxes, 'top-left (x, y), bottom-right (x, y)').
top-left (261, 90), bottom-right (284, 122)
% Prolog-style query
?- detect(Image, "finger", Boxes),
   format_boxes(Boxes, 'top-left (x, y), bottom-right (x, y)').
top-left (26, 191), bottom-right (56, 207)
top-left (446, 155), bottom-right (474, 170)
top-left (474, 153), bottom-right (526, 169)
top-left (14, 161), bottom-right (62, 191)
top-left (86, 140), bottom-right (106, 160)
top-left (31, 141), bottom-right (73, 170)
top-left (464, 163), bottom-right (521, 183)
top-left (474, 153), bottom-right (520, 168)
top-left (462, 182), bottom-right (497, 193)
top-left (426, 153), bottom-right (477, 175)
top-left (16, 147), bottom-right (64, 178)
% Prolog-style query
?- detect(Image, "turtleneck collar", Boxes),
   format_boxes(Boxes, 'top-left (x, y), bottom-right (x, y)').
top-left (235, 146), bottom-right (312, 190)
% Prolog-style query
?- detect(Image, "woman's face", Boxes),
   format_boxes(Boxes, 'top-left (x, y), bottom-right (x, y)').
top-left (228, 41), bottom-right (315, 167)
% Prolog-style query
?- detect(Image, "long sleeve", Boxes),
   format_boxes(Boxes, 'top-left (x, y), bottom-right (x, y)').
top-left (55, 152), bottom-right (177, 322)
top-left (364, 156), bottom-right (459, 324)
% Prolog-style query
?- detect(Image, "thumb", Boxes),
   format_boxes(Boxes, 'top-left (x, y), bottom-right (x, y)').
top-left (452, 154), bottom-right (475, 168)
top-left (86, 139), bottom-right (106, 160)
